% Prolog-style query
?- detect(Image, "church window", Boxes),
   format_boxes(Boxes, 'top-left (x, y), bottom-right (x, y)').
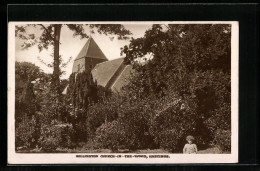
top-left (78, 64), bottom-right (80, 72)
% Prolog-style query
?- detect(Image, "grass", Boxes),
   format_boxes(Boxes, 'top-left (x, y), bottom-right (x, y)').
top-left (197, 146), bottom-right (230, 154)
top-left (17, 144), bottom-right (228, 154)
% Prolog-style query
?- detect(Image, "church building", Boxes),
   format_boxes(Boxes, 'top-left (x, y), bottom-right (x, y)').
top-left (70, 37), bottom-right (133, 92)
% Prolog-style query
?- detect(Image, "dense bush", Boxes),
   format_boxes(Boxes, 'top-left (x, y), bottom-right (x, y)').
top-left (92, 76), bottom-right (230, 152)
top-left (95, 120), bottom-right (126, 151)
top-left (15, 114), bottom-right (38, 149)
top-left (38, 124), bottom-right (74, 151)
top-left (95, 106), bottom-right (156, 151)
top-left (204, 103), bottom-right (231, 151)
top-left (15, 80), bottom-right (40, 149)
top-left (213, 129), bottom-right (231, 152)
top-left (94, 94), bottom-right (197, 152)
top-left (15, 62), bottom-right (44, 99)
top-left (66, 71), bottom-right (99, 108)
top-left (117, 99), bottom-right (156, 150)
top-left (38, 124), bottom-right (63, 151)
top-left (85, 95), bottom-right (120, 139)
top-left (65, 71), bottom-right (115, 143)
top-left (93, 96), bottom-right (157, 151)
top-left (15, 62), bottom-right (75, 151)
top-left (69, 109), bottom-right (89, 142)
top-left (149, 95), bottom-right (197, 152)
top-left (121, 24), bottom-right (231, 152)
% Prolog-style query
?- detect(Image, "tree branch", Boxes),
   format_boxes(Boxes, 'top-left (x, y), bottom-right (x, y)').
top-left (38, 24), bottom-right (55, 41)
top-left (163, 24), bottom-right (170, 30)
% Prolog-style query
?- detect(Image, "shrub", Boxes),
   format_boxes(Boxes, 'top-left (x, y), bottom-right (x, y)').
top-left (213, 129), bottom-right (231, 152)
top-left (65, 71), bottom-right (115, 144)
top-left (118, 100), bottom-right (156, 150)
top-left (66, 71), bottom-right (100, 109)
top-left (69, 109), bottom-right (89, 142)
top-left (15, 81), bottom-right (40, 150)
top-left (94, 93), bottom-right (207, 152)
top-left (204, 103), bottom-right (231, 151)
top-left (95, 120), bottom-right (126, 151)
top-left (60, 125), bottom-right (75, 148)
top-left (86, 99), bottom-right (119, 139)
top-left (15, 114), bottom-right (38, 149)
top-left (204, 103), bottom-right (231, 134)
top-left (95, 97), bottom-right (157, 151)
top-left (38, 123), bottom-right (74, 151)
top-left (38, 124), bottom-right (62, 151)
top-left (149, 95), bottom-right (197, 152)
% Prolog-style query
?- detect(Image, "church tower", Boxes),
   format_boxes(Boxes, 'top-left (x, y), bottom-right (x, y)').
top-left (72, 37), bottom-right (108, 73)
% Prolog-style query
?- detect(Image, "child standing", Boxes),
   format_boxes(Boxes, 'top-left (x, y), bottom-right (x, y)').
top-left (183, 135), bottom-right (198, 154)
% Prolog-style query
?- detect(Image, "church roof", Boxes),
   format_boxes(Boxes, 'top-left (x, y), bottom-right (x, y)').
top-left (74, 37), bottom-right (108, 61)
top-left (111, 65), bottom-right (133, 92)
top-left (91, 58), bottom-right (124, 88)
top-left (91, 58), bottom-right (134, 92)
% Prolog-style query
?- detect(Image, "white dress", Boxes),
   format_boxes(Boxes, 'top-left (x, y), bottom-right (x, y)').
top-left (183, 143), bottom-right (198, 154)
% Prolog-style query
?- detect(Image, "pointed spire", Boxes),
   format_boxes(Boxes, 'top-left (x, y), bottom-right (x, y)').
top-left (74, 37), bottom-right (108, 61)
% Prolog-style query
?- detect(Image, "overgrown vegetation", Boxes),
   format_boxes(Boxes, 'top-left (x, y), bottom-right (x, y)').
top-left (15, 24), bottom-right (231, 153)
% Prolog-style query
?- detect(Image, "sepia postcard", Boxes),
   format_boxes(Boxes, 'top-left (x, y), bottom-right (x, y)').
top-left (8, 21), bottom-right (238, 164)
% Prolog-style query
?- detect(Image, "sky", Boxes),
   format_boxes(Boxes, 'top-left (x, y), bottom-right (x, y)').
top-left (15, 23), bottom-right (152, 79)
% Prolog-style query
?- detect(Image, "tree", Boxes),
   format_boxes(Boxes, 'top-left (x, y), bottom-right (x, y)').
top-left (15, 62), bottom-right (42, 99)
top-left (15, 62), bottom-right (48, 149)
top-left (122, 24), bottom-right (231, 150)
top-left (15, 24), bottom-right (132, 95)
top-left (15, 62), bottom-right (49, 119)
top-left (122, 24), bottom-right (231, 98)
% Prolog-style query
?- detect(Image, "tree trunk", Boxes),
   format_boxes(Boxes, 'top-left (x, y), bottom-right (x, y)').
top-left (53, 24), bottom-right (62, 95)
top-left (53, 24), bottom-right (62, 121)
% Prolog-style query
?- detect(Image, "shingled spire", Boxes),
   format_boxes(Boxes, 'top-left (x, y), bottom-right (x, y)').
top-left (72, 37), bottom-right (108, 73)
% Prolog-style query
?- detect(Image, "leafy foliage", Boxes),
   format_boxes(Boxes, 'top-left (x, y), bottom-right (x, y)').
top-left (66, 71), bottom-right (112, 109)
top-left (15, 62), bottom-right (43, 99)
top-left (89, 24), bottom-right (132, 40)
top-left (15, 62), bottom-right (72, 150)
top-left (62, 70), bottom-right (114, 143)
top-left (121, 24), bottom-right (231, 151)
top-left (212, 129), bottom-right (231, 152)
top-left (115, 98), bottom-right (156, 150)
top-left (15, 24), bottom-right (232, 153)
top-left (15, 114), bottom-right (39, 149)
top-left (38, 124), bottom-right (74, 151)
top-left (85, 95), bottom-right (119, 139)
top-left (94, 99), bottom-right (155, 151)
top-left (66, 71), bottom-right (97, 109)
top-left (95, 120), bottom-right (126, 151)
top-left (148, 95), bottom-right (197, 151)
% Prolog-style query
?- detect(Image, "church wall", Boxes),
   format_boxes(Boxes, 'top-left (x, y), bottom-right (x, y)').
top-left (85, 57), bottom-right (107, 72)
top-left (72, 57), bottom-right (107, 74)
top-left (72, 57), bottom-right (85, 73)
